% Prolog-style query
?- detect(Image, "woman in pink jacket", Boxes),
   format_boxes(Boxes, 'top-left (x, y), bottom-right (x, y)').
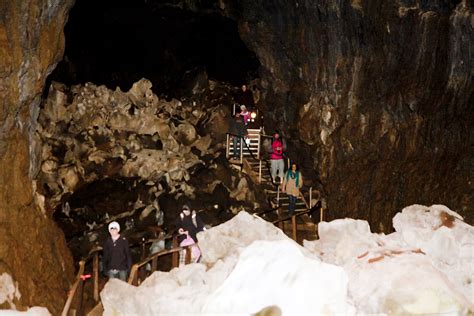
top-left (270, 131), bottom-right (285, 184)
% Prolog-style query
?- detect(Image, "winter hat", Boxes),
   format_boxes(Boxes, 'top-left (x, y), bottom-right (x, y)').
top-left (240, 105), bottom-right (247, 111)
top-left (108, 221), bottom-right (120, 232)
top-left (182, 204), bottom-right (190, 211)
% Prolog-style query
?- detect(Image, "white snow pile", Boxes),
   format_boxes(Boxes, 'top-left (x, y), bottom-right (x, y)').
top-left (101, 211), bottom-right (352, 315)
top-left (305, 204), bottom-right (474, 314)
top-left (101, 204), bottom-right (474, 315)
top-left (0, 273), bottom-right (51, 315)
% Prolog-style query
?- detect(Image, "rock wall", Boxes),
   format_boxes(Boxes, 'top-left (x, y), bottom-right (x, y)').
top-left (225, 0), bottom-right (473, 228)
top-left (0, 1), bottom-right (75, 313)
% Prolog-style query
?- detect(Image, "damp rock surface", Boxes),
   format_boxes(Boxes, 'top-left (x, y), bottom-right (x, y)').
top-left (224, 0), bottom-right (474, 227)
top-left (0, 0), bottom-right (75, 313)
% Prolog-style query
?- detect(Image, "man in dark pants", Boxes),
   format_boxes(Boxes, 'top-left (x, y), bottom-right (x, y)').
top-left (228, 108), bottom-right (248, 160)
top-left (102, 221), bottom-right (132, 281)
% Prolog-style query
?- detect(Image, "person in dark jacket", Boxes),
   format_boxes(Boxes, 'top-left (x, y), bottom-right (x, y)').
top-left (176, 205), bottom-right (206, 244)
top-left (235, 84), bottom-right (255, 110)
top-left (228, 108), bottom-right (248, 160)
top-left (176, 205), bottom-right (206, 265)
top-left (102, 221), bottom-right (132, 281)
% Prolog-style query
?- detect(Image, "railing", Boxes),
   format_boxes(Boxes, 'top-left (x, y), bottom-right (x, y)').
top-left (62, 247), bottom-right (102, 316)
top-left (226, 131), bottom-right (276, 185)
top-left (272, 209), bottom-right (312, 241)
top-left (127, 236), bottom-right (193, 286)
top-left (226, 127), bottom-right (326, 240)
top-left (62, 233), bottom-right (180, 316)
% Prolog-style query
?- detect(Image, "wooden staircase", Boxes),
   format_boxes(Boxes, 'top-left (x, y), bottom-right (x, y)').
top-left (226, 129), bottom-right (318, 243)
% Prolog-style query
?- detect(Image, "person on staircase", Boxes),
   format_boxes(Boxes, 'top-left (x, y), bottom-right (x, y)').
top-left (240, 105), bottom-right (250, 125)
top-left (235, 84), bottom-right (255, 111)
top-left (229, 108), bottom-right (248, 160)
top-left (270, 131), bottom-right (286, 184)
top-left (282, 162), bottom-right (303, 215)
top-left (102, 221), bottom-right (132, 282)
top-left (176, 204), bottom-right (206, 265)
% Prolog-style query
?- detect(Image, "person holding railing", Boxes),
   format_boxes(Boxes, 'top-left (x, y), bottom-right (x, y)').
top-left (270, 131), bottom-right (286, 184)
top-left (228, 107), bottom-right (248, 160)
top-left (102, 221), bottom-right (132, 281)
top-left (282, 162), bottom-right (303, 215)
top-left (176, 204), bottom-right (206, 266)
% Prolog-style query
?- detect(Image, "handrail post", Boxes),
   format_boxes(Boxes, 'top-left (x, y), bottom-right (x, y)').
top-left (257, 133), bottom-right (261, 159)
top-left (62, 260), bottom-right (85, 316)
top-left (277, 208), bottom-right (283, 230)
top-left (309, 187), bottom-right (312, 209)
top-left (185, 246), bottom-right (192, 264)
top-left (77, 279), bottom-right (85, 316)
top-left (258, 160), bottom-right (262, 183)
top-left (139, 238), bottom-right (147, 283)
top-left (226, 134), bottom-right (230, 159)
top-left (240, 136), bottom-right (243, 164)
top-left (171, 236), bottom-right (179, 268)
top-left (128, 265), bottom-right (139, 285)
top-left (320, 207), bottom-right (324, 222)
top-left (93, 252), bottom-right (99, 302)
top-left (276, 185), bottom-right (280, 206)
top-left (151, 256), bottom-right (158, 272)
top-left (292, 215), bottom-right (297, 241)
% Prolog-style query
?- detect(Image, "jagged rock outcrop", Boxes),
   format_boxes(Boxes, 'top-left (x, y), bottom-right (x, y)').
top-left (223, 0), bottom-right (474, 228)
top-left (0, 0), bottom-right (75, 313)
top-left (35, 79), bottom-right (220, 211)
top-left (37, 79), bottom-right (267, 260)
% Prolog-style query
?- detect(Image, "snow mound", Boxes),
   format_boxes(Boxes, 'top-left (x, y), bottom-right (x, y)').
top-left (305, 204), bottom-right (474, 314)
top-left (0, 308), bottom-right (51, 316)
top-left (0, 273), bottom-right (51, 315)
top-left (101, 205), bottom-right (473, 315)
top-left (101, 212), bottom-right (351, 315)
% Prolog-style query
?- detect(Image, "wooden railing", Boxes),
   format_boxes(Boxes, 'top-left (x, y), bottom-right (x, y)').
top-left (62, 233), bottom-right (187, 315)
top-left (127, 236), bottom-right (193, 286)
top-left (62, 247), bottom-right (102, 316)
top-left (273, 210), bottom-right (312, 241)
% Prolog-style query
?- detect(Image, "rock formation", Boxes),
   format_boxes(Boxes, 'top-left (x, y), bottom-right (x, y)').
top-left (222, 0), bottom-right (474, 228)
top-left (0, 1), bottom-right (75, 313)
top-left (36, 79), bottom-right (266, 259)
top-left (0, 0), bottom-right (472, 313)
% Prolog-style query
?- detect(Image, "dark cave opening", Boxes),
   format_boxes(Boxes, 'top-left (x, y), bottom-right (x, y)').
top-left (50, 0), bottom-right (260, 95)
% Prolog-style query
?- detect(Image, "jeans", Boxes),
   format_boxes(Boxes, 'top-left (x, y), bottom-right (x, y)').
top-left (233, 136), bottom-right (242, 158)
top-left (270, 159), bottom-right (285, 183)
top-left (288, 195), bottom-right (297, 215)
top-left (107, 269), bottom-right (128, 281)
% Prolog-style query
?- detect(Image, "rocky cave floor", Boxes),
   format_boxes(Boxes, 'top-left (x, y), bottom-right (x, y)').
top-left (35, 77), bottom-right (269, 262)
